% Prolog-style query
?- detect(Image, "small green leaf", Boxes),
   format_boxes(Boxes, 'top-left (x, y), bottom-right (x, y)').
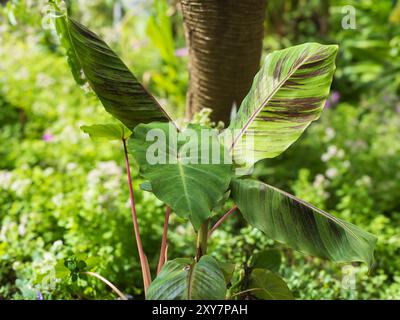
top-left (249, 269), bottom-right (294, 300)
top-left (81, 124), bottom-right (131, 140)
top-left (77, 260), bottom-right (87, 271)
top-left (55, 261), bottom-right (70, 279)
top-left (64, 259), bottom-right (76, 271)
top-left (85, 257), bottom-right (101, 270)
top-left (218, 261), bottom-right (236, 285)
top-left (146, 256), bottom-right (226, 300)
top-left (249, 249), bottom-right (281, 273)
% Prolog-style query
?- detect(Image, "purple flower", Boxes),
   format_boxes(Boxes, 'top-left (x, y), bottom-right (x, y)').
top-left (331, 91), bottom-right (340, 104)
top-left (174, 47), bottom-right (188, 57)
top-left (43, 132), bottom-right (53, 142)
top-left (37, 291), bottom-right (43, 300)
top-left (324, 100), bottom-right (332, 109)
top-left (324, 91), bottom-right (340, 109)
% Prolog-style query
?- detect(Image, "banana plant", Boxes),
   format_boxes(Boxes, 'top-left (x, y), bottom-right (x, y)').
top-left (50, 1), bottom-right (376, 300)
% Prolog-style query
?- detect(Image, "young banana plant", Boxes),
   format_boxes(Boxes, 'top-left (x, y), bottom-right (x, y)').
top-left (50, 1), bottom-right (376, 300)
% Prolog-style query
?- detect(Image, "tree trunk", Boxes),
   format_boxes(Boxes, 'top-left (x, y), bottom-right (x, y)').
top-left (181, 0), bottom-right (266, 124)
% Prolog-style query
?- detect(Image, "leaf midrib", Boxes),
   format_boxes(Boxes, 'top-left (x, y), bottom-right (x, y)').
top-left (230, 50), bottom-right (315, 151)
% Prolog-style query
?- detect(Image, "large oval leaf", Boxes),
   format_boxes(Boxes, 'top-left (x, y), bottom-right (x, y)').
top-left (228, 43), bottom-right (338, 167)
top-left (146, 256), bottom-right (226, 300)
top-left (129, 122), bottom-right (232, 229)
top-left (231, 179), bottom-right (377, 267)
top-left (51, 7), bottom-right (173, 130)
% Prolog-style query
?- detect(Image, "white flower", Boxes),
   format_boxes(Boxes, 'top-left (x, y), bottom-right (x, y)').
top-left (325, 168), bottom-right (338, 179)
top-left (52, 194), bottom-right (63, 206)
top-left (80, 81), bottom-right (91, 93)
top-left (337, 149), bottom-right (345, 159)
top-left (313, 174), bottom-right (326, 188)
top-left (321, 145), bottom-right (338, 162)
top-left (43, 167), bottom-right (54, 176)
top-left (36, 73), bottom-right (55, 88)
top-left (0, 171), bottom-right (13, 189)
top-left (10, 179), bottom-right (31, 196)
top-left (52, 240), bottom-right (63, 251)
top-left (66, 162), bottom-right (78, 171)
top-left (325, 127), bottom-right (336, 140)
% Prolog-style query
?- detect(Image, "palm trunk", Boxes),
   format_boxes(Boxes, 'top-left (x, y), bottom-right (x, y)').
top-left (181, 0), bottom-right (266, 124)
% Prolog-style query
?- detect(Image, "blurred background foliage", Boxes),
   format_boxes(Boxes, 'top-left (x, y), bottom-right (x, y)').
top-left (1, 0), bottom-right (400, 299)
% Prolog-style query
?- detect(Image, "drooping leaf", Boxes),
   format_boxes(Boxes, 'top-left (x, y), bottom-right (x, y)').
top-left (231, 179), bottom-right (377, 267)
top-left (227, 43), bottom-right (338, 167)
top-left (51, 9), bottom-right (174, 130)
top-left (249, 249), bottom-right (281, 273)
top-left (146, 256), bottom-right (226, 300)
top-left (129, 122), bottom-right (232, 230)
top-left (249, 269), bottom-right (293, 300)
top-left (81, 124), bottom-right (131, 140)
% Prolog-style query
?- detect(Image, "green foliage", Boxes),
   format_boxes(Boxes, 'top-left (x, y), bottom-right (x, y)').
top-left (231, 178), bottom-right (376, 267)
top-left (249, 269), bottom-right (294, 300)
top-left (146, 256), bottom-right (226, 300)
top-left (228, 43), bottom-right (338, 167)
top-left (81, 124), bottom-right (132, 141)
top-left (52, 9), bottom-right (173, 130)
top-left (1, 0), bottom-right (399, 301)
top-left (249, 249), bottom-right (281, 273)
top-left (129, 122), bottom-right (233, 229)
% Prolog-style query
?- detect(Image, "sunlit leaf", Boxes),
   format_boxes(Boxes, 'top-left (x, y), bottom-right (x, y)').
top-left (231, 178), bottom-right (377, 267)
top-left (228, 43), bottom-right (338, 167)
top-left (81, 123), bottom-right (131, 140)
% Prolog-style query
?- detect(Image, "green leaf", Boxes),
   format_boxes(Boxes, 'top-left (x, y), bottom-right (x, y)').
top-left (146, 0), bottom-right (177, 65)
top-left (52, 11), bottom-right (174, 130)
top-left (249, 269), bottom-right (293, 300)
top-left (55, 261), bottom-right (70, 279)
top-left (139, 181), bottom-right (153, 192)
top-left (228, 43), bottom-right (338, 167)
top-left (218, 261), bottom-right (236, 285)
top-left (81, 124), bottom-right (131, 140)
top-left (129, 122), bottom-right (232, 230)
top-left (146, 256), bottom-right (226, 300)
top-left (249, 249), bottom-right (281, 273)
top-left (231, 178), bottom-right (377, 267)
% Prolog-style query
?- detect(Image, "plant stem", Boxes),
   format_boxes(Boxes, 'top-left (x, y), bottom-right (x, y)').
top-left (157, 206), bottom-right (171, 274)
top-left (196, 219), bottom-right (209, 261)
top-left (230, 287), bottom-right (264, 299)
top-left (84, 271), bottom-right (128, 300)
top-left (122, 139), bottom-right (151, 293)
top-left (208, 205), bottom-right (238, 237)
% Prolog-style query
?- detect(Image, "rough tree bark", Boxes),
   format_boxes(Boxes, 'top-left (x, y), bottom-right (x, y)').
top-left (181, 0), bottom-right (266, 124)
